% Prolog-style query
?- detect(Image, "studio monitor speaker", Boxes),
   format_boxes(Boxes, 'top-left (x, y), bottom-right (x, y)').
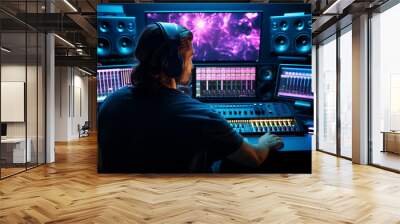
top-left (98, 16), bottom-right (137, 60)
top-left (270, 13), bottom-right (311, 56)
top-left (256, 65), bottom-right (277, 101)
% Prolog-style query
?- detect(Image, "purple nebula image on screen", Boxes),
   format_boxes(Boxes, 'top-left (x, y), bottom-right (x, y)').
top-left (146, 12), bottom-right (261, 62)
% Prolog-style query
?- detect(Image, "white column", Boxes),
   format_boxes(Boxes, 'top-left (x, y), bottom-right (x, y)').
top-left (45, 0), bottom-right (56, 163)
top-left (46, 33), bottom-right (55, 163)
top-left (352, 14), bottom-right (369, 164)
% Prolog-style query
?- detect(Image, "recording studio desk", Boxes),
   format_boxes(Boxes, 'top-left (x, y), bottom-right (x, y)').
top-left (244, 134), bottom-right (312, 152)
top-left (220, 134), bottom-right (312, 173)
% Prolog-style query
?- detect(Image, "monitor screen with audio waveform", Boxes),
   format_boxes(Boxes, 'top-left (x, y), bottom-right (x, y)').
top-left (145, 12), bottom-right (262, 62)
top-left (97, 67), bottom-right (134, 102)
top-left (276, 65), bottom-right (313, 101)
top-left (195, 66), bottom-right (256, 98)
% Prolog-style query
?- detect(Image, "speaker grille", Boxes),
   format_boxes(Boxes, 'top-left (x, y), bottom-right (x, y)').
top-left (98, 37), bottom-right (112, 57)
top-left (294, 34), bottom-right (311, 54)
top-left (116, 36), bottom-right (134, 56)
top-left (117, 22), bottom-right (125, 32)
top-left (99, 21), bottom-right (110, 33)
top-left (256, 65), bottom-right (276, 101)
top-left (273, 35), bottom-right (290, 53)
top-left (294, 19), bottom-right (304, 31)
top-left (279, 20), bottom-right (289, 31)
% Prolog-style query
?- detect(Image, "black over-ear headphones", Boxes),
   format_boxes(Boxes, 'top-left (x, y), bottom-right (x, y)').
top-left (154, 22), bottom-right (190, 78)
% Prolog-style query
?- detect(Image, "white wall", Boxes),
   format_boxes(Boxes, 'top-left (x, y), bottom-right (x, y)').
top-left (55, 66), bottom-right (69, 141)
top-left (55, 66), bottom-right (89, 141)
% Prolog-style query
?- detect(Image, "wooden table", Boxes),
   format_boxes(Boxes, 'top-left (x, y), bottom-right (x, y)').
top-left (382, 131), bottom-right (400, 154)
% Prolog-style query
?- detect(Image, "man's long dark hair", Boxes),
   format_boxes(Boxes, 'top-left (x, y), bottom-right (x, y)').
top-left (131, 23), bottom-right (193, 90)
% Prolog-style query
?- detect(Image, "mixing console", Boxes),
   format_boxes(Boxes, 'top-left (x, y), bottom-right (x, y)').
top-left (210, 103), bottom-right (305, 135)
top-left (227, 118), bottom-right (301, 135)
top-left (211, 103), bottom-right (292, 119)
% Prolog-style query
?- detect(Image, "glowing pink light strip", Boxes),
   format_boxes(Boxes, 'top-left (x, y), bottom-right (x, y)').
top-left (278, 92), bottom-right (313, 99)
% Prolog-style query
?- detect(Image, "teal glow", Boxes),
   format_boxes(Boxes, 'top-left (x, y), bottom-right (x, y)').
top-left (295, 101), bottom-right (311, 108)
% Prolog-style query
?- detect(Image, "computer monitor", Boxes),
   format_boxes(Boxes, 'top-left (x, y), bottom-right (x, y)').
top-left (1, 123), bottom-right (7, 137)
top-left (145, 11), bottom-right (262, 62)
top-left (276, 65), bottom-right (313, 101)
top-left (194, 66), bottom-right (256, 100)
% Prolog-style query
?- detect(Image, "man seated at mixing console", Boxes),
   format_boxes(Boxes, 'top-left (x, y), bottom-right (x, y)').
top-left (97, 22), bottom-right (284, 173)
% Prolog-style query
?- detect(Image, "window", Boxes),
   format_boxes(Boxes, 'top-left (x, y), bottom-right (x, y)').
top-left (339, 27), bottom-right (352, 158)
top-left (370, 3), bottom-right (400, 171)
top-left (0, 0), bottom-right (46, 179)
top-left (317, 35), bottom-right (337, 154)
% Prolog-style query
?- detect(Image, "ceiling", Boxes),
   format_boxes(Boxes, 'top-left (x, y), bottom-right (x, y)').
top-left (0, 0), bottom-right (98, 72)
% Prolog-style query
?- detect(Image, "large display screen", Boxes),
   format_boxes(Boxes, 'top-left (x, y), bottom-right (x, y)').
top-left (145, 12), bottom-right (262, 62)
top-left (195, 66), bottom-right (256, 98)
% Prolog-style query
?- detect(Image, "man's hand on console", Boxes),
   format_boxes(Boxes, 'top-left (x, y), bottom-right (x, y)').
top-left (258, 133), bottom-right (284, 151)
top-left (227, 133), bottom-right (284, 168)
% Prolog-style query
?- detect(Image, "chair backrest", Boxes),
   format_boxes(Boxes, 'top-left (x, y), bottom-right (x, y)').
top-left (82, 121), bottom-right (90, 129)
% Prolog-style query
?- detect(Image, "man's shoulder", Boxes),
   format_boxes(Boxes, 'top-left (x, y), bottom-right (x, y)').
top-left (112, 85), bottom-right (133, 97)
top-left (172, 92), bottom-right (209, 108)
top-left (98, 86), bottom-right (133, 115)
top-left (170, 94), bottom-right (217, 118)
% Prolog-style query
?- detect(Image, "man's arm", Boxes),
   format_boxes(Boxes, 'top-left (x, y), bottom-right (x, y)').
top-left (227, 133), bottom-right (283, 168)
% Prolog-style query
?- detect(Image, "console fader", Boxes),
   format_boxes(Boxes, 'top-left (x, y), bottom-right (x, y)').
top-left (210, 103), bottom-right (305, 135)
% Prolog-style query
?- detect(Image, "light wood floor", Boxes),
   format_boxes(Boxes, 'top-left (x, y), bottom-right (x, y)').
top-left (1, 167), bottom-right (26, 178)
top-left (0, 135), bottom-right (400, 224)
top-left (1, 164), bottom-right (43, 178)
top-left (372, 151), bottom-right (400, 171)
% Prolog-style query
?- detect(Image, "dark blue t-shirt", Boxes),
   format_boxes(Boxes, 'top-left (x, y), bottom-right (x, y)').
top-left (98, 86), bottom-right (243, 173)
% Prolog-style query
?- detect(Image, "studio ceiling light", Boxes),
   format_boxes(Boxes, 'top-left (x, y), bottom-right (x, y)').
top-left (322, 0), bottom-right (355, 15)
top-left (54, 34), bottom-right (75, 48)
top-left (78, 67), bottom-right (93, 76)
top-left (63, 0), bottom-right (78, 12)
top-left (1, 47), bottom-right (11, 53)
